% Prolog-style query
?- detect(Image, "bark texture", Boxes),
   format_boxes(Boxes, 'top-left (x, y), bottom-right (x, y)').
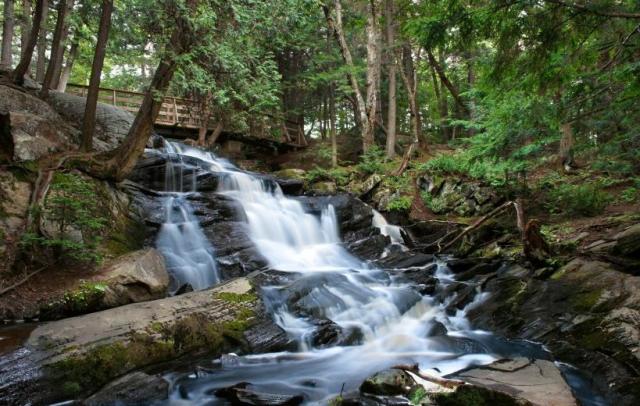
top-left (35, 0), bottom-right (49, 82)
top-left (12, 0), bottom-right (45, 85)
top-left (1, 0), bottom-right (15, 68)
top-left (80, 0), bottom-right (114, 151)
top-left (41, 0), bottom-right (69, 98)
top-left (384, 0), bottom-right (396, 159)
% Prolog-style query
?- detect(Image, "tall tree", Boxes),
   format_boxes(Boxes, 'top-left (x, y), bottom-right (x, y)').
top-left (80, 0), bottom-right (113, 151)
top-left (41, 0), bottom-right (69, 98)
top-left (384, 0), bottom-right (396, 159)
top-left (56, 37), bottom-right (77, 91)
top-left (100, 0), bottom-right (199, 180)
top-left (329, 81), bottom-right (338, 167)
top-left (1, 0), bottom-right (15, 69)
top-left (399, 44), bottom-right (421, 148)
top-left (35, 0), bottom-right (48, 82)
top-left (363, 0), bottom-right (382, 152)
top-left (12, 0), bottom-right (45, 85)
top-left (50, 0), bottom-right (74, 89)
top-left (20, 0), bottom-right (30, 58)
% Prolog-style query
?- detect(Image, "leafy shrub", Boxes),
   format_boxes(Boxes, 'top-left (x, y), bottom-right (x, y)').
top-left (22, 172), bottom-right (107, 264)
top-left (620, 187), bottom-right (638, 203)
top-left (421, 190), bottom-right (446, 213)
top-left (357, 146), bottom-right (386, 174)
top-left (387, 195), bottom-right (413, 212)
top-left (547, 183), bottom-right (611, 216)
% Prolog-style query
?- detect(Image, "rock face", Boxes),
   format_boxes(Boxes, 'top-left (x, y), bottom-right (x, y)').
top-left (0, 170), bottom-right (32, 273)
top-left (83, 371), bottom-right (169, 406)
top-left (455, 358), bottom-right (577, 406)
top-left (418, 175), bottom-right (502, 217)
top-left (0, 85), bottom-right (78, 161)
top-left (467, 258), bottom-right (640, 405)
top-left (0, 277), bottom-right (284, 405)
top-left (48, 91), bottom-right (134, 153)
top-left (99, 248), bottom-right (169, 307)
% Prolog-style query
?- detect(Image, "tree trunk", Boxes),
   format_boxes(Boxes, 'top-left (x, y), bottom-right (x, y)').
top-left (40, 0), bottom-right (68, 98)
top-left (50, 0), bottom-right (74, 89)
top-left (384, 0), bottom-right (396, 159)
top-left (12, 0), bottom-right (45, 85)
top-left (364, 0), bottom-right (382, 152)
top-left (1, 0), bottom-right (15, 69)
top-left (329, 82), bottom-right (338, 167)
top-left (20, 0), bottom-right (30, 59)
top-left (106, 58), bottom-right (178, 180)
top-left (80, 0), bottom-right (113, 151)
top-left (430, 59), bottom-right (449, 140)
top-left (427, 49), bottom-right (469, 115)
top-left (323, 1), bottom-right (368, 149)
top-left (399, 44), bottom-right (421, 148)
top-left (559, 122), bottom-right (574, 171)
top-left (206, 121), bottom-right (224, 146)
top-left (35, 0), bottom-right (48, 82)
top-left (56, 36), bottom-right (77, 91)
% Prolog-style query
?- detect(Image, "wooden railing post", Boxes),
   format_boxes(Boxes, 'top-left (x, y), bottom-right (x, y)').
top-left (173, 97), bottom-right (178, 124)
top-left (112, 89), bottom-right (117, 106)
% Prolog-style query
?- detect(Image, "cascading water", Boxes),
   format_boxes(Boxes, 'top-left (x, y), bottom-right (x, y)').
top-left (154, 142), bottom-right (515, 404)
top-left (154, 142), bottom-right (220, 292)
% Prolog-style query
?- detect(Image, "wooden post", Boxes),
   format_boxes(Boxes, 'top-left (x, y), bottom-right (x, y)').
top-left (173, 97), bottom-right (178, 124)
top-left (112, 89), bottom-right (117, 105)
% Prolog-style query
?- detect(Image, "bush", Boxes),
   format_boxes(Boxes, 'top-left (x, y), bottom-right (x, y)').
top-left (547, 183), bottom-right (611, 216)
top-left (22, 172), bottom-right (107, 264)
top-left (357, 146), bottom-right (386, 174)
top-left (387, 195), bottom-right (413, 212)
top-left (620, 186), bottom-right (638, 203)
top-left (305, 166), bottom-right (351, 186)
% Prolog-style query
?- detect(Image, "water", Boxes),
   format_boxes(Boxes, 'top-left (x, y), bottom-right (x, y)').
top-left (154, 143), bottom-right (220, 292)
top-left (154, 142), bottom-right (605, 404)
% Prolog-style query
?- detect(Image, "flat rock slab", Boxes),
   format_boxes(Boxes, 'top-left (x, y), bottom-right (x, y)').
top-left (456, 358), bottom-right (577, 406)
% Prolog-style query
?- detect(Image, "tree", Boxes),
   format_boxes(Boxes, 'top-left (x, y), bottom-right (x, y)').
top-left (20, 0), bottom-right (30, 59)
top-left (384, 0), bottom-right (397, 159)
top-left (1, 0), bottom-right (15, 69)
top-left (364, 0), bottom-right (382, 152)
top-left (12, 0), bottom-right (46, 85)
top-left (35, 0), bottom-right (49, 82)
top-left (80, 0), bottom-right (113, 151)
top-left (50, 0), bottom-right (75, 89)
top-left (41, 0), bottom-right (70, 98)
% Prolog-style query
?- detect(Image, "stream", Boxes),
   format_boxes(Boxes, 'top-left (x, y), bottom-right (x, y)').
top-left (147, 141), bottom-right (604, 405)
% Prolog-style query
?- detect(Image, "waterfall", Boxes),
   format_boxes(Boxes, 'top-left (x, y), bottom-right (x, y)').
top-left (154, 141), bottom-right (220, 292)
top-left (157, 141), bottom-right (501, 404)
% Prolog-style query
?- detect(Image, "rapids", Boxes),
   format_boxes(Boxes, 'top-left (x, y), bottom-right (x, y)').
top-left (151, 141), bottom-right (602, 405)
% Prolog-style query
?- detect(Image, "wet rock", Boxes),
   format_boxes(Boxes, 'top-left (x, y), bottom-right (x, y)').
top-left (454, 358), bottom-right (577, 406)
top-left (296, 194), bottom-right (374, 239)
top-left (426, 321), bottom-right (448, 337)
top-left (215, 382), bottom-right (304, 405)
top-left (309, 319), bottom-right (363, 348)
top-left (84, 371), bottom-right (169, 405)
top-left (360, 369), bottom-right (417, 396)
top-left (175, 283), bottom-right (194, 295)
top-left (467, 258), bottom-right (640, 405)
top-left (0, 278), bottom-right (259, 404)
top-left (375, 252), bottom-right (435, 270)
top-left (403, 220), bottom-right (464, 251)
top-left (275, 177), bottom-right (304, 195)
top-left (244, 317), bottom-right (295, 353)
top-left (348, 234), bottom-right (390, 260)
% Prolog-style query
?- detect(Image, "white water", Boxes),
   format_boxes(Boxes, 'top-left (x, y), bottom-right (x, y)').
top-left (154, 143), bottom-right (220, 292)
top-left (157, 142), bottom-right (501, 404)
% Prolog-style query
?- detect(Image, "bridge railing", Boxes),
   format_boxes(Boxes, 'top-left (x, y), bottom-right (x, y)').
top-left (65, 83), bottom-right (307, 147)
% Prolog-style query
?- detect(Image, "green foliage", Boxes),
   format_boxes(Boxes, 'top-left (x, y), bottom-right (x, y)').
top-left (305, 166), bottom-right (351, 186)
top-left (409, 386), bottom-right (427, 405)
top-left (357, 146), bottom-right (386, 175)
top-left (387, 195), bottom-right (413, 212)
top-left (620, 187), bottom-right (639, 203)
top-left (21, 173), bottom-right (107, 264)
top-left (421, 190), bottom-right (446, 213)
top-left (546, 183), bottom-right (611, 217)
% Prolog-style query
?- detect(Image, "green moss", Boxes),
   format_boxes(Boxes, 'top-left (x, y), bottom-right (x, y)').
top-left (215, 291), bottom-right (258, 304)
top-left (47, 305), bottom-right (257, 397)
top-left (569, 290), bottom-right (603, 312)
top-left (432, 385), bottom-right (522, 405)
top-left (39, 282), bottom-right (108, 321)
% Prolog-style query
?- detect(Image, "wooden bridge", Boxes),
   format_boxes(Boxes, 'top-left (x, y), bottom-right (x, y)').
top-left (65, 83), bottom-right (307, 150)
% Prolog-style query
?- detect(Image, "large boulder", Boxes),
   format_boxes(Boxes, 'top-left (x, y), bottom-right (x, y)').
top-left (467, 258), bottom-right (640, 405)
top-left (38, 249), bottom-right (169, 321)
top-left (0, 277), bottom-right (272, 404)
top-left (454, 358), bottom-right (577, 406)
top-left (99, 248), bottom-right (169, 307)
top-left (48, 90), bottom-right (134, 152)
top-left (0, 85), bottom-right (79, 161)
top-left (0, 170), bottom-right (32, 273)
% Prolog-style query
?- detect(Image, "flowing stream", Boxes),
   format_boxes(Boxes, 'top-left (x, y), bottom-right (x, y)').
top-left (153, 142), bottom-right (603, 405)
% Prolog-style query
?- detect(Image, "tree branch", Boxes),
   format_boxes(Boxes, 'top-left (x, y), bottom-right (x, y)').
top-left (544, 0), bottom-right (640, 19)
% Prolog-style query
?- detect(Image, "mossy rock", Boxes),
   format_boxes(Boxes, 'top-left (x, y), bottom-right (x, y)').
top-left (432, 384), bottom-right (529, 405)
